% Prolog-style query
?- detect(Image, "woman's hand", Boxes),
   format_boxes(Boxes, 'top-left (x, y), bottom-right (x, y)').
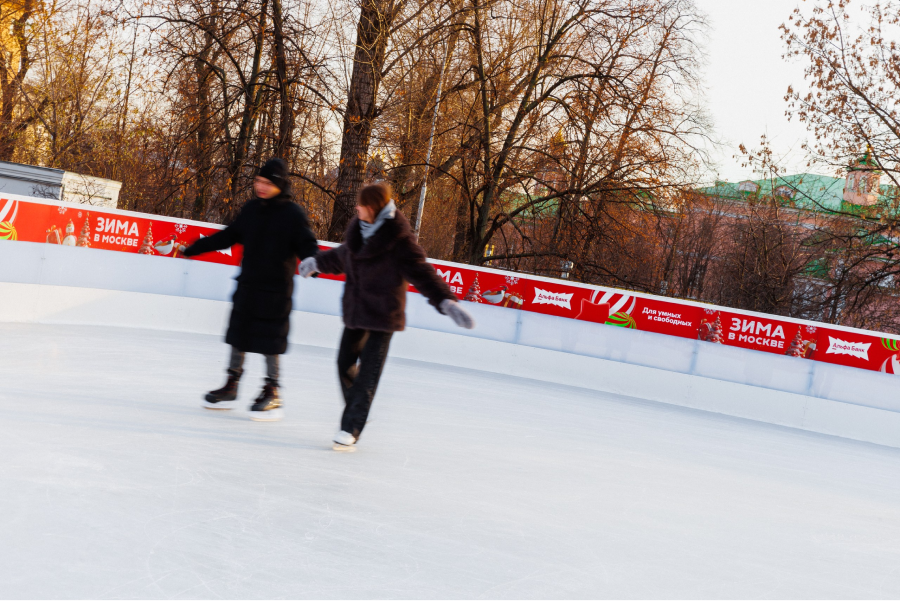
top-left (299, 257), bottom-right (318, 278)
top-left (440, 299), bottom-right (476, 329)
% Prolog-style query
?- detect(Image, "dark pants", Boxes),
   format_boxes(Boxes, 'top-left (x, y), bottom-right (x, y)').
top-left (337, 327), bottom-right (393, 439)
top-left (229, 346), bottom-right (280, 386)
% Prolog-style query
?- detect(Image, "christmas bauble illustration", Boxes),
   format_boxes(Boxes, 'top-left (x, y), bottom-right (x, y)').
top-left (0, 221), bottom-right (16, 241)
top-left (0, 198), bottom-right (17, 224)
top-left (606, 311), bottom-right (637, 329)
top-left (590, 290), bottom-right (636, 316)
top-left (880, 353), bottom-right (900, 375)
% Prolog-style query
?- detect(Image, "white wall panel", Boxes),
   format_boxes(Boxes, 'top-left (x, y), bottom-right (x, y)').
top-left (0, 240), bottom-right (44, 284)
top-left (808, 361), bottom-right (900, 411)
top-left (692, 340), bottom-right (813, 395)
top-left (2, 238), bottom-right (899, 433)
top-left (405, 294), bottom-right (521, 342)
top-left (292, 276), bottom-right (342, 316)
top-left (181, 259), bottom-right (239, 301)
top-left (3, 279), bottom-right (900, 448)
top-left (41, 245), bottom-right (186, 296)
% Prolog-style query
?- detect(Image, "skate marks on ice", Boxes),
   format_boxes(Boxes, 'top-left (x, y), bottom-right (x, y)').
top-left (2, 323), bottom-right (900, 597)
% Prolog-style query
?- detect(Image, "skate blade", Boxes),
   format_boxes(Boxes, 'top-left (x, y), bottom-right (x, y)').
top-left (249, 408), bottom-right (284, 422)
top-left (203, 401), bottom-right (235, 410)
top-left (332, 443), bottom-right (357, 452)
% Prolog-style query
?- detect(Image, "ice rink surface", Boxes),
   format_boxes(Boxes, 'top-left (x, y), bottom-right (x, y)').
top-left (3, 322), bottom-right (900, 599)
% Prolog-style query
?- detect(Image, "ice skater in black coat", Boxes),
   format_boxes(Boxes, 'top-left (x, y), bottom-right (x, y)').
top-left (182, 158), bottom-right (320, 421)
top-left (298, 181), bottom-right (476, 451)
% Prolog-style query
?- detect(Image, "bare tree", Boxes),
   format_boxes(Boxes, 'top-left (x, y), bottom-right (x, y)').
top-left (435, 0), bottom-right (709, 270)
top-left (0, 0), bottom-right (36, 161)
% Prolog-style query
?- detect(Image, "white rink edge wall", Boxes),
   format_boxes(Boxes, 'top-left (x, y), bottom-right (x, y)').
top-left (8, 192), bottom-right (900, 342)
top-left (2, 239), bottom-right (900, 448)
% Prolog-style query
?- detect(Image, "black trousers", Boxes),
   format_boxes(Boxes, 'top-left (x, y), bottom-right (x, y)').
top-left (337, 327), bottom-right (393, 439)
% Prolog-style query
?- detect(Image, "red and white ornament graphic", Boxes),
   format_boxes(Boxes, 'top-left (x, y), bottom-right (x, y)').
top-left (880, 353), bottom-right (900, 375)
top-left (589, 289), bottom-right (636, 316)
top-left (0, 197), bottom-right (18, 222)
top-left (584, 289), bottom-right (637, 328)
top-left (0, 197), bottom-right (18, 241)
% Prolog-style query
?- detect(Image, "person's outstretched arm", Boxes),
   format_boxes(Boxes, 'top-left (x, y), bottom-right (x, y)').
top-left (291, 208), bottom-right (320, 261)
top-left (398, 236), bottom-right (475, 329)
top-left (306, 245), bottom-right (347, 276)
top-left (397, 236), bottom-right (455, 308)
top-left (183, 214), bottom-right (243, 258)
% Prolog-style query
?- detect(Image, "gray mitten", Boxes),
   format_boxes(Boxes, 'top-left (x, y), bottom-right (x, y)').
top-left (440, 299), bottom-right (476, 329)
top-left (298, 257), bottom-right (318, 278)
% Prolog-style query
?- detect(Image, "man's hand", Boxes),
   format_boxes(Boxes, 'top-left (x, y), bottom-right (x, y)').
top-left (440, 299), bottom-right (476, 330)
top-left (299, 257), bottom-right (318, 278)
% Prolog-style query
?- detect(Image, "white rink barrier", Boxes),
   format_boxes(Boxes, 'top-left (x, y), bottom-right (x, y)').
top-left (2, 239), bottom-right (900, 448)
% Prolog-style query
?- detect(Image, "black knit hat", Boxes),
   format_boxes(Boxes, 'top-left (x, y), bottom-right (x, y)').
top-left (257, 158), bottom-right (290, 193)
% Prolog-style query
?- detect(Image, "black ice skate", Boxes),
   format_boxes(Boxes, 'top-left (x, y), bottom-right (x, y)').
top-left (203, 370), bottom-right (240, 410)
top-left (249, 383), bottom-right (284, 421)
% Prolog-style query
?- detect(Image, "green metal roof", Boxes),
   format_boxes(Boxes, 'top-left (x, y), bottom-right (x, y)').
top-left (698, 173), bottom-right (900, 218)
top-left (698, 174), bottom-right (846, 211)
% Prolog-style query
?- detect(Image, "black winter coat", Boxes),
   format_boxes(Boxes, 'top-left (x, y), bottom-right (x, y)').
top-left (315, 211), bottom-right (457, 332)
top-left (184, 194), bottom-right (319, 355)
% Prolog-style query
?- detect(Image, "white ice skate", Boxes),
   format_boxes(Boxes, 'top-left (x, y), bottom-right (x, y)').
top-left (333, 430), bottom-right (357, 452)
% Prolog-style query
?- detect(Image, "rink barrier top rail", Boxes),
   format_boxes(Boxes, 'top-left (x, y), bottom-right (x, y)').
top-left (1, 193), bottom-right (899, 378)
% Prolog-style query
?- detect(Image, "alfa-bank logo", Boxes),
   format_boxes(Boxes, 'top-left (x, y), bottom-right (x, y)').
top-left (826, 336), bottom-right (871, 361)
top-left (533, 288), bottom-right (574, 310)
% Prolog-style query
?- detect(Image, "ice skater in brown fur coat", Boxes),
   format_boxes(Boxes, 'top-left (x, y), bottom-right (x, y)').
top-left (299, 182), bottom-right (475, 451)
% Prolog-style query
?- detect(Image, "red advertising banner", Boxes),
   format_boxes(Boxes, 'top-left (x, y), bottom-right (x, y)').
top-left (2, 194), bottom-right (899, 376)
top-left (422, 261), bottom-right (704, 339)
top-left (697, 309), bottom-right (818, 358)
top-left (0, 196), bottom-right (242, 266)
top-left (812, 327), bottom-right (900, 375)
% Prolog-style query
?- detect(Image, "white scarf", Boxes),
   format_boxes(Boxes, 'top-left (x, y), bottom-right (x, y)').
top-left (359, 201), bottom-right (396, 242)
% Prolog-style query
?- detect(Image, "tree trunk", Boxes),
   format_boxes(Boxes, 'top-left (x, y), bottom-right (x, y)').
top-left (393, 2), bottom-right (465, 217)
top-left (327, 0), bottom-right (395, 240)
top-left (271, 0), bottom-right (293, 161)
top-left (227, 0), bottom-right (269, 212)
top-left (192, 11), bottom-right (216, 220)
top-left (468, 0), bottom-right (493, 263)
top-left (452, 193), bottom-right (472, 262)
top-left (0, 0), bottom-right (34, 161)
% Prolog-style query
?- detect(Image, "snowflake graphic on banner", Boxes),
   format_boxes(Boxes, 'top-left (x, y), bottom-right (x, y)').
top-left (807, 326), bottom-right (816, 333)
top-left (175, 224), bottom-right (187, 234)
top-left (505, 275), bottom-right (520, 286)
top-left (57, 206), bottom-right (67, 215)
top-left (78, 211), bottom-right (83, 218)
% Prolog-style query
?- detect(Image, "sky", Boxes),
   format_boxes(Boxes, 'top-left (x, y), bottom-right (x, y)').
top-left (694, 0), bottom-right (815, 183)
